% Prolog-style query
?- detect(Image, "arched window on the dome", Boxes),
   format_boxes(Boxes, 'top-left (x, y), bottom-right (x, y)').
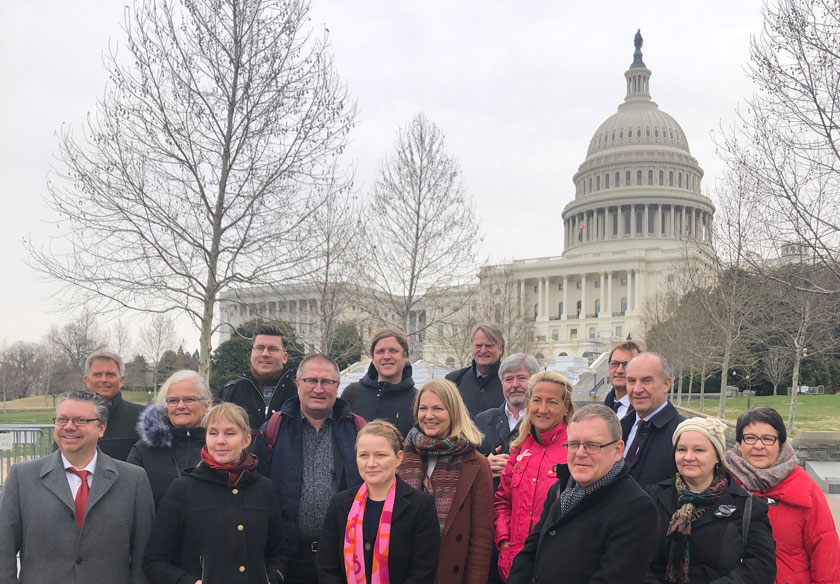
top-left (589, 178), bottom-right (593, 193)
top-left (646, 128), bottom-right (650, 137)
top-left (637, 170), bottom-right (642, 185)
top-left (611, 132), bottom-right (615, 141)
top-left (624, 209), bottom-right (631, 234)
top-left (615, 172), bottom-right (620, 187)
top-left (605, 174), bottom-right (610, 189)
top-left (654, 129), bottom-right (659, 137)
top-left (637, 128), bottom-right (641, 137)
top-left (678, 173), bottom-right (682, 188)
top-left (648, 170), bottom-right (653, 185)
top-left (613, 213), bottom-right (618, 236)
top-left (626, 171), bottom-right (631, 186)
top-left (596, 176), bottom-right (601, 191)
top-left (669, 171), bottom-right (674, 187)
top-left (620, 130), bottom-right (624, 139)
top-left (658, 170), bottom-right (664, 186)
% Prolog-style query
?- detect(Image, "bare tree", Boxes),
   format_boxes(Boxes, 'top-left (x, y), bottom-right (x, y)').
top-left (1, 342), bottom-right (49, 400)
top-left (49, 308), bottom-right (105, 374)
top-left (109, 318), bottom-right (133, 356)
top-left (762, 346), bottom-right (792, 397)
top-left (477, 263), bottom-right (537, 356)
top-left (28, 0), bottom-right (355, 379)
top-left (355, 113), bottom-right (482, 351)
top-left (140, 313), bottom-right (176, 394)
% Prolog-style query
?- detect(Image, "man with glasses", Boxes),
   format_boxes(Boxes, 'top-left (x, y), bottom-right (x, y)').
top-left (252, 354), bottom-right (365, 584)
top-left (83, 349), bottom-right (144, 461)
top-left (507, 404), bottom-right (657, 584)
top-left (219, 324), bottom-right (298, 431)
top-left (0, 389), bottom-right (154, 583)
top-left (602, 340), bottom-right (644, 420)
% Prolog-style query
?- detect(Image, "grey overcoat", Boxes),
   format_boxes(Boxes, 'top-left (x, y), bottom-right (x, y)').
top-left (0, 448), bottom-right (155, 583)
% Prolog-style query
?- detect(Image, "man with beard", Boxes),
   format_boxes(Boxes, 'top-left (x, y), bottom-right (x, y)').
top-left (602, 340), bottom-right (644, 420)
top-left (219, 324), bottom-right (298, 431)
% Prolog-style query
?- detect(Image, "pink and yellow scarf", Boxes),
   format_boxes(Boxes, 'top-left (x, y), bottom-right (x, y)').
top-left (343, 478), bottom-right (397, 584)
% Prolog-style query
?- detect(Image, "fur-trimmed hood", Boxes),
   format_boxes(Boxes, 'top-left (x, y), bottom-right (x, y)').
top-left (135, 404), bottom-right (205, 449)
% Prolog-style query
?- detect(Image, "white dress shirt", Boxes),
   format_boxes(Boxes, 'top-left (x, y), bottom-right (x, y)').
top-left (61, 452), bottom-right (97, 499)
top-left (624, 401), bottom-right (669, 457)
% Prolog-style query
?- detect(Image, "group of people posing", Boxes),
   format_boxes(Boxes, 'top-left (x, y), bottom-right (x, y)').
top-left (1, 324), bottom-right (838, 584)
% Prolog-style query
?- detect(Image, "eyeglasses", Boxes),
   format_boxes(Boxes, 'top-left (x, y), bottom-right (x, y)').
top-left (741, 434), bottom-right (778, 446)
top-left (54, 417), bottom-right (101, 427)
top-left (609, 360), bottom-right (629, 370)
top-left (252, 345), bottom-right (284, 354)
top-left (298, 377), bottom-right (339, 389)
top-left (563, 439), bottom-right (619, 454)
top-left (165, 397), bottom-right (207, 406)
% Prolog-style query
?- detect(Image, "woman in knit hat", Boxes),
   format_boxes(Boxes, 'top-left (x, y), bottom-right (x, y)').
top-left (644, 417), bottom-right (776, 583)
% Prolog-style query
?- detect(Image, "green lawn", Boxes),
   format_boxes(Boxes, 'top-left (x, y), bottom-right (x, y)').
top-left (0, 391), bottom-right (153, 425)
top-left (677, 394), bottom-right (840, 432)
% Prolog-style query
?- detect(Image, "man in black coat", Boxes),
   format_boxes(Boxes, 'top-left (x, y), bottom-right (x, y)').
top-left (445, 322), bottom-right (505, 418)
top-left (621, 352), bottom-right (685, 489)
top-left (602, 339), bottom-right (643, 420)
top-left (341, 328), bottom-right (417, 438)
top-left (507, 404), bottom-right (658, 584)
top-left (219, 324), bottom-right (298, 431)
top-left (475, 353), bottom-right (539, 485)
top-left (84, 349), bottom-right (144, 461)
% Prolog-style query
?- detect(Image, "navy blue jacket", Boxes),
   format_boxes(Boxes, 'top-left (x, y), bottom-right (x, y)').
top-left (251, 396), bottom-right (363, 545)
top-left (445, 359), bottom-right (504, 418)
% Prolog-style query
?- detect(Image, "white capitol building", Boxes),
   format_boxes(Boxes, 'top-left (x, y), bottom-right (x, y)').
top-left (219, 32), bottom-right (715, 364)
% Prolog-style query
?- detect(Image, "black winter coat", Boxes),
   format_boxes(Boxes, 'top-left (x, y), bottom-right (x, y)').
top-left (219, 370), bottom-right (298, 431)
top-left (445, 360), bottom-right (504, 418)
top-left (143, 463), bottom-right (287, 584)
top-left (340, 362), bottom-right (417, 437)
top-left (644, 474), bottom-right (776, 584)
top-left (126, 405), bottom-right (206, 507)
top-left (621, 401), bottom-right (685, 489)
top-left (317, 476), bottom-right (441, 584)
top-left (100, 392), bottom-right (145, 461)
top-left (507, 463), bottom-right (659, 584)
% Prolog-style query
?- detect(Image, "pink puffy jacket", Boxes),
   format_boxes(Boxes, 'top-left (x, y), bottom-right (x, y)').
top-left (493, 422), bottom-right (567, 581)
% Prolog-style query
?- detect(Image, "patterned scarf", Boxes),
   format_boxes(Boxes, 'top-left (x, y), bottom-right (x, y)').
top-left (664, 472), bottom-right (729, 584)
top-left (558, 458), bottom-right (625, 517)
top-left (400, 426), bottom-right (474, 531)
top-left (723, 441), bottom-right (798, 493)
top-left (199, 446), bottom-right (259, 485)
top-left (343, 479), bottom-right (397, 584)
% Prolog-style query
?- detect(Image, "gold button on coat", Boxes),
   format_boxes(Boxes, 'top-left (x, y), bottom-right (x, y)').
top-left (237, 524), bottom-right (244, 531)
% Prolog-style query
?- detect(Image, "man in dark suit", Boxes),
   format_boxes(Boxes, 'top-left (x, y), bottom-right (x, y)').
top-left (621, 352), bottom-right (685, 488)
top-left (0, 389), bottom-right (154, 583)
top-left (445, 322), bottom-right (505, 417)
top-left (602, 339), bottom-right (643, 420)
top-left (84, 349), bottom-right (144, 460)
top-left (475, 353), bottom-right (540, 485)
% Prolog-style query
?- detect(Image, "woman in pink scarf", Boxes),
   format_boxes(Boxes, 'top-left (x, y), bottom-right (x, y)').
top-left (318, 420), bottom-right (440, 584)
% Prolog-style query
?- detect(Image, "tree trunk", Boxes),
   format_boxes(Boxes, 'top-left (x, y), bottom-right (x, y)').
top-left (788, 351), bottom-right (802, 432)
top-left (717, 343), bottom-right (732, 418)
top-left (773, 382), bottom-right (778, 396)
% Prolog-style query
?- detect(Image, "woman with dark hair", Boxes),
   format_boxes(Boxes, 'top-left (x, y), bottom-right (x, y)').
top-left (317, 419), bottom-right (440, 584)
top-left (646, 417), bottom-right (776, 583)
top-left (143, 403), bottom-right (287, 584)
top-left (127, 370), bottom-right (210, 507)
top-left (397, 379), bottom-right (493, 584)
top-left (724, 407), bottom-right (840, 584)
top-left (493, 370), bottom-right (575, 581)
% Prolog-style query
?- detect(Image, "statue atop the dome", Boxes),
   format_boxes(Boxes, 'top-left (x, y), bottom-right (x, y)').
top-left (631, 29), bottom-right (646, 68)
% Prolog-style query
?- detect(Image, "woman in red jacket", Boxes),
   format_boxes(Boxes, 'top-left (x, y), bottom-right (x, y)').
top-left (725, 407), bottom-right (840, 584)
top-left (493, 370), bottom-right (575, 581)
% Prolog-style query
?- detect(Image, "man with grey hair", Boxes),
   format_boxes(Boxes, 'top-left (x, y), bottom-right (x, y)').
top-left (0, 389), bottom-right (154, 583)
top-left (84, 349), bottom-right (144, 460)
top-left (621, 352), bottom-right (685, 488)
top-left (476, 353), bottom-right (540, 482)
top-left (507, 404), bottom-right (657, 584)
top-left (446, 322), bottom-right (506, 417)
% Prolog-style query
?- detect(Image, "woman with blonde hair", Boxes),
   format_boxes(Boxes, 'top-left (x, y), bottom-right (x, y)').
top-left (493, 370), bottom-right (575, 581)
top-left (144, 402), bottom-right (287, 584)
top-left (397, 379), bottom-right (493, 584)
top-left (318, 420), bottom-right (440, 583)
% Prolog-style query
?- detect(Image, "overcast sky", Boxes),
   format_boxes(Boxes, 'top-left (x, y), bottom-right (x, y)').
top-left (0, 0), bottom-right (765, 350)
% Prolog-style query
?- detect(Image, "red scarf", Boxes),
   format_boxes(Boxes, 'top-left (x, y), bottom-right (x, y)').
top-left (200, 446), bottom-right (258, 485)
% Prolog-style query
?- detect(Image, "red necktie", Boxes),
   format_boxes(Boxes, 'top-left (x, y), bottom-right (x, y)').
top-left (66, 468), bottom-right (90, 530)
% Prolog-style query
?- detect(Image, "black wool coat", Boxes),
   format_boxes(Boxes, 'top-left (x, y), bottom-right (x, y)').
top-left (644, 474), bottom-right (776, 584)
top-left (507, 464), bottom-right (659, 584)
top-left (317, 476), bottom-right (441, 584)
top-left (219, 369), bottom-right (298, 431)
top-left (100, 392), bottom-right (145, 461)
top-left (143, 464), bottom-right (288, 584)
top-left (126, 405), bottom-right (206, 507)
top-left (445, 359), bottom-right (504, 419)
top-left (341, 362), bottom-right (417, 438)
top-left (621, 401), bottom-right (685, 489)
